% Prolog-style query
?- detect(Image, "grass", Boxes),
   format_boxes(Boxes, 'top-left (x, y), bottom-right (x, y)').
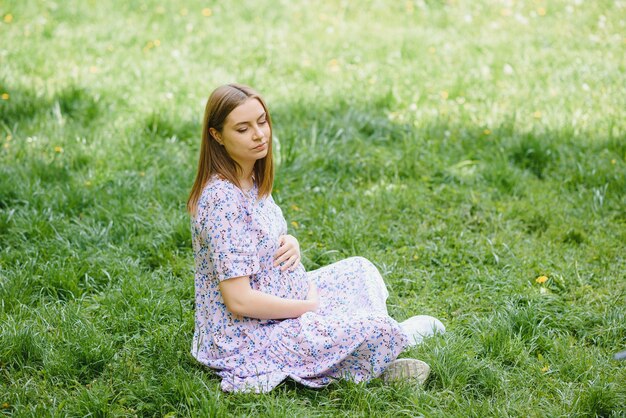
top-left (1, 0), bottom-right (625, 416)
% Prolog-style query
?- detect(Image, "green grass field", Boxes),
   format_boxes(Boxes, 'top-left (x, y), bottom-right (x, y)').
top-left (1, 0), bottom-right (625, 416)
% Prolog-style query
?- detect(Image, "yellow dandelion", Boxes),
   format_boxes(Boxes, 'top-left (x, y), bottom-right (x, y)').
top-left (54, 146), bottom-right (63, 153)
top-left (3, 143), bottom-right (8, 149)
top-left (106, 45), bottom-right (114, 52)
top-left (290, 204), bottom-right (301, 211)
top-left (155, 6), bottom-right (165, 14)
top-left (440, 91), bottom-right (449, 100)
top-left (202, 8), bottom-right (212, 17)
top-left (180, 8), bottom-right (189, 16)
top-left (483, 129), bottom-right (491, 135)
top-left (412, 255), bottom-right (418, 260)
top-left (537, 7), bottom-right (546, 16)
top-left (6, 135), bottom-right (12, 141)
top-left (144, 40), bottom-right (154, 51)
top-left (533, 111), bottom-right (542, 119)
top-left (4, 14), bottom-right (13, 23)
top-left (535, 275), bottom-right (548, 284)
top-left (154, 39), bottom-right (161, 47)
top-left (541, 365), bottom-right (549, 372)
top-left (405, 1), bottom-right (415, 13)
top-left (500, 8), bottom-right (512, 16)
top-left (611, 159), bottom-right (616, 165)
top-left (1, 93), bottom-right (9, 100)
top-left (89, 66), bottom-right (98, 73)
top-left (139, 171), bottom-right (145, 177)
top-left (1, 402), bottom-right (9, 409)
top-left (291, 221), bottom-right (299, 229)
top-left (428, 47), bottom-right (436, 54)
top-left (328, 58), bottom-right (340, 72)
top-left (84, 180), bottom-right (92, 186)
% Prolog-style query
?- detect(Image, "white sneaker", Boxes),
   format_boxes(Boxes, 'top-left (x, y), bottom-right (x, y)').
top-left (399, 315), bottom-right (445, 347)
top-left (381, 358), bottom-right (431, 384)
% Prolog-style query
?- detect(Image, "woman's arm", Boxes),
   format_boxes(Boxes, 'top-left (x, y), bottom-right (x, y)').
top-left (219, 276), bottom-right (319, 320)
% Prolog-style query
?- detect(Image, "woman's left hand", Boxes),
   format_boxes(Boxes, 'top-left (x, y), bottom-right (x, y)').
top-left (274, 234), bottom-right (301, 271)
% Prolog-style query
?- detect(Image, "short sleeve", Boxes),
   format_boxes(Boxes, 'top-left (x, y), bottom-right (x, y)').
top-left (196, 181), bottom-right (260, 281)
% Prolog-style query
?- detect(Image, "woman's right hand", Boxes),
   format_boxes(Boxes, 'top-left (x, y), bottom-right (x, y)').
top-left (306, 280), bottom-right (319, 312)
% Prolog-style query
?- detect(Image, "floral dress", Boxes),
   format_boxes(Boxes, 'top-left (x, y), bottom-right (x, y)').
top-left (191, 176), bottom-right (408, 393)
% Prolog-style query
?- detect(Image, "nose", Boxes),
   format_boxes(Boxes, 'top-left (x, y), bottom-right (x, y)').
top-left (253, 125), bottom-right (265, 140)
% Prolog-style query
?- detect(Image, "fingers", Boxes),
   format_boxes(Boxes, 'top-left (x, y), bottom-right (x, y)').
top-left (278, 254), bottom-right (300, 271)
top-left (288, 256), bottom-right (300, 271)
top-left (274, 252), bottom-right (300, 271)
top-left (274, 246), bottom-right (292, 264)
top-left (274, 237), bottom-right (298, 260)
top-left (306, 279), bottom-right (316, 298)
top-left (285, 255), bottom-right (300, 271)
top-left (306, 279), bottom-right (318, 301)
top-left (274, 244), bottom-right (288, 259)
top-left (273, 235), bottom-right (301, 271)
top-left (273, 235), bottom-right (292, 259)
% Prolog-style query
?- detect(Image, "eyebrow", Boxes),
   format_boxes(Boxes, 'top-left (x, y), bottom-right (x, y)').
top-left (232, 112), bottom-right (266, 127)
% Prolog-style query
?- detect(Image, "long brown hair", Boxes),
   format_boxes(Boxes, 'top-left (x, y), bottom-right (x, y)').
top-left (187, 84), bottom-right (274, 215)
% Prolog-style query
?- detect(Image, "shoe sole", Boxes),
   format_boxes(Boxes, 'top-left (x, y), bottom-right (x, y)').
top-left (381, 358), bottom-right (431, 384)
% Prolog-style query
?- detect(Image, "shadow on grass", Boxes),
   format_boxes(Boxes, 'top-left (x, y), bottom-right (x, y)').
top-left (142, 110), bottom-right (199, 145)
top-left (270, 97), bottom-right (625, 193)
top-left (0, 80), bottom-right (105, 127)
top-left (0, 80), bottom-right (109, 216)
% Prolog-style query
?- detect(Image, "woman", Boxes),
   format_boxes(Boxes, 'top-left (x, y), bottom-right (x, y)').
top-left (187, 83), bottom-right (445, 393)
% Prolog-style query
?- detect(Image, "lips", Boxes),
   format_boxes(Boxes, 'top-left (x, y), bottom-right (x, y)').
top-left (253, 142), bottom-right (267, 150)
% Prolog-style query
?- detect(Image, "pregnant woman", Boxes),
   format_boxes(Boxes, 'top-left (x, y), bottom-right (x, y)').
top-left (187, 83), bottom-right (445, 393)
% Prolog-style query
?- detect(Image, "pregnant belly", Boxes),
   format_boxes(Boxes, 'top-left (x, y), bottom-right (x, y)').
top-left (252, 263), bottom-right (309, 300)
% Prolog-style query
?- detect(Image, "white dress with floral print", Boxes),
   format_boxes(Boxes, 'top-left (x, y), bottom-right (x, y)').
top-left (191, 176), bottom-right (408, 393)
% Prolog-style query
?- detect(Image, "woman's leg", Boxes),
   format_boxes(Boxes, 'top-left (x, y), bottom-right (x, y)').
top-left (307, 256), bottom-right (390, 316)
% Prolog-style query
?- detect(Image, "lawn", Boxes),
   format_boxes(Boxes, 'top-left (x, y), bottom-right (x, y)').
top-left (1, 0), bottom-right (625, 416)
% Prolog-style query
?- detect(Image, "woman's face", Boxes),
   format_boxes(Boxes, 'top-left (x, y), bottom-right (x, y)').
top-left (211, 98), bottom-right (270, 171)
